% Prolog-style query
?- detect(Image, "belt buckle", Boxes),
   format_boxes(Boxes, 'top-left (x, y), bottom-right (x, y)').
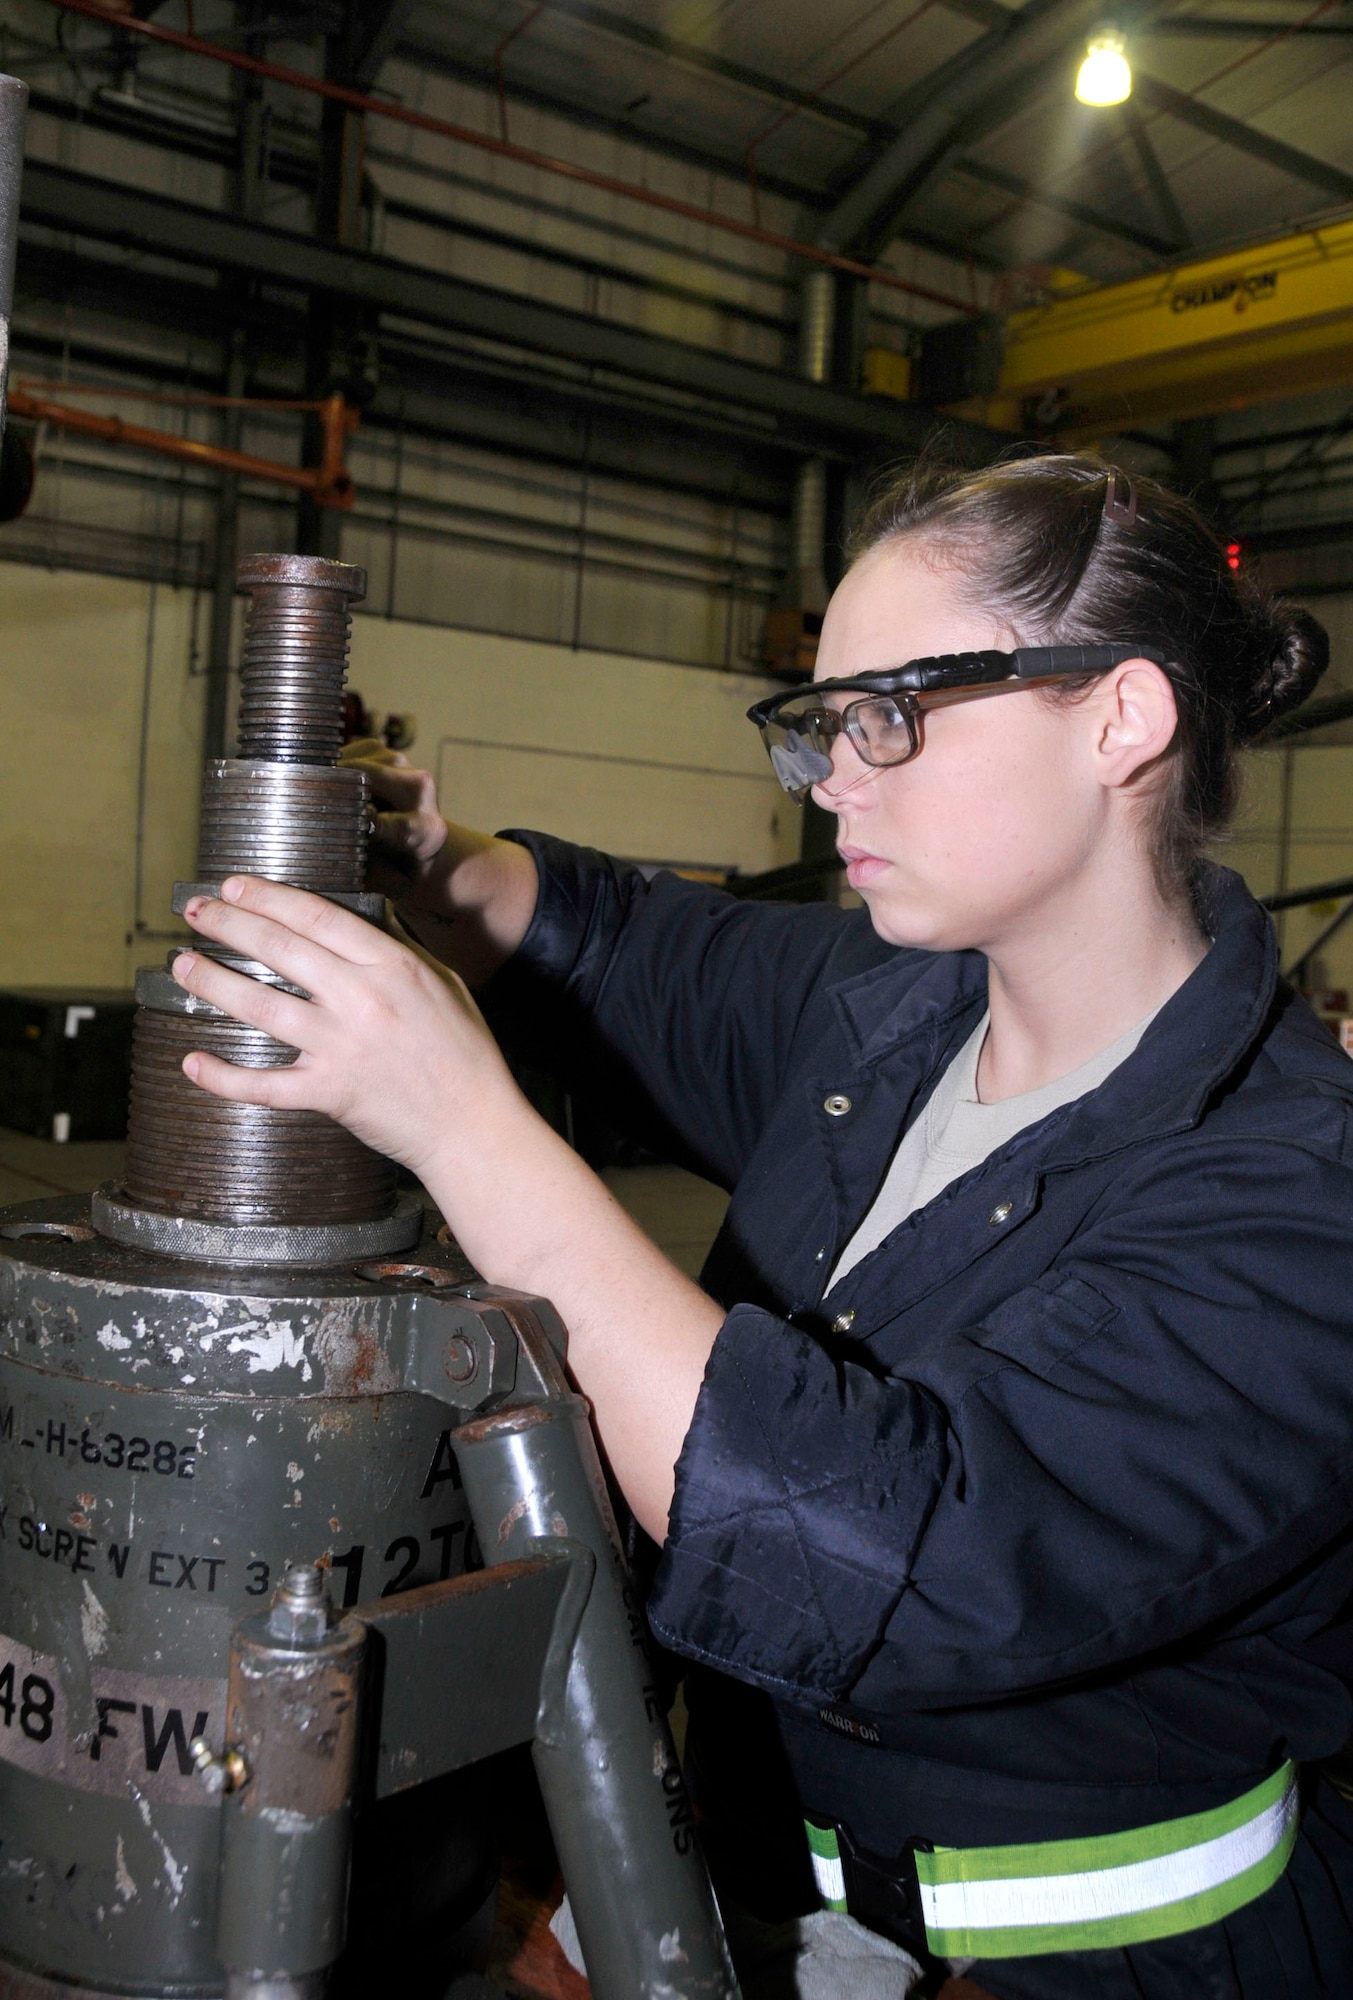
top-left (835, 1822), bottom-right (933, 1959)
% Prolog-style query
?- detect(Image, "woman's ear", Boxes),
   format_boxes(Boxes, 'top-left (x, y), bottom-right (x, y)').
top-left (1093, 659), bottom-right (1179, 789)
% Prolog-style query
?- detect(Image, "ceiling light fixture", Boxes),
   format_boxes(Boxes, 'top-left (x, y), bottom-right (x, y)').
top-left (1075, 29), bottom-right (1132, 106)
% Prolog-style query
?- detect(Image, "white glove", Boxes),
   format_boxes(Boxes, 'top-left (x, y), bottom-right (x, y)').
top-left (550, 1892), bottom-right (924, 2000)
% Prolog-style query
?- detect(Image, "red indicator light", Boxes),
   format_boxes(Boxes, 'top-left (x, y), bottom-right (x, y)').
top-left (1226, 541), bottom-right (1242, 571)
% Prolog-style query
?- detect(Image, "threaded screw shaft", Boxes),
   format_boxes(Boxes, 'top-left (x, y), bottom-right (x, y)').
top-left (234, 554), bottom-right (366, 765)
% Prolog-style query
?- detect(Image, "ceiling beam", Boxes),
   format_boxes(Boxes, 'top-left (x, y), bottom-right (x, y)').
top-left (953, 153), bottom-right (1182, 257)
top-left (349, 0), bottom-right (421, 89)
top-left (17, 160), bottom-right (1001, 463)
top-left (905, 54), bottom-right (1353, 274)
top-left (379, 192), bottom-right (791, 336)
top-left (1148, 14), bottom-right (1353, 33)
top-left (517, 0), bottom-right (1020, 135)
top-left (820, 0), bottom-right (1347, 264)
top-left (10, 242), bottom-right (801, 502)
top-left (817, 0), bottom-right (1127, 252)
top-left (1121, 103), bottom-right (1191, 250)
top-left (1134, 73), bottom-right (1353, 205)
top-left (532, 0), bottom-right (878, 136)
top-left (1215, 418), bottom-right (1353, 461)
top-left (32, 75), bottom-right (796, 323)
top-left (944, 0), bottom-right (1018, 25)
top-left (1232, 517), bottom-right (1353, 551)
top-left (393, 36), bottom-right (829, 211)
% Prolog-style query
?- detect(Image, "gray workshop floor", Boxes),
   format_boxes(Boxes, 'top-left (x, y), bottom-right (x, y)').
top-left (0, 1130), bottom-right (730, 1277)
top-left (0, 1127), bottom-right (127, 1207)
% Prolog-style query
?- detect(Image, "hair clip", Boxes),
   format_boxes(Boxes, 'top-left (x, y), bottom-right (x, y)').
top-left (1103, 468), bottom-right (1138, 527)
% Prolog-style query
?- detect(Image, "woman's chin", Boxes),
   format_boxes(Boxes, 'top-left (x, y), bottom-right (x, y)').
top-left (865, 900), bottom-right (941, 951)
top-left (861, 886), bottom-right (977, 955)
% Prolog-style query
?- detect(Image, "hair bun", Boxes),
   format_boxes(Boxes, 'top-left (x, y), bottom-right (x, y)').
top-left (1243, 603), bottom-right (1329, 738)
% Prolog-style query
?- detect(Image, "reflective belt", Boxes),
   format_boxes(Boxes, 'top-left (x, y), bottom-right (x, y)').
top-left (806, 1821), bottom-right (851, 1913)
top-left (806, 1760), bottom-right (1299, 1960)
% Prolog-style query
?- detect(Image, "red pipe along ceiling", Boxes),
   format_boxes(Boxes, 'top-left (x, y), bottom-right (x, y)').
top-left (39, 0), bottom-right (982, 318)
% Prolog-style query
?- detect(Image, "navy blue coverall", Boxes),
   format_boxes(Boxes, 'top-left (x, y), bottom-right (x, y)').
top-left (485, 836), bottom-right (1353, 1998)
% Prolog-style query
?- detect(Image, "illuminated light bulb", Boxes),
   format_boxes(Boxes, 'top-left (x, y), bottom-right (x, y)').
top-left (1075, 31), bottom-right (1132, 106)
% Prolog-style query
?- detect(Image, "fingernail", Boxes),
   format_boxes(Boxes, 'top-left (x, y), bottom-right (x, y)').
top-left (172, 951), bottom-right (197, 978)
top-left (183, 1054), bottom-right (200, 1080)
top-left (183, 898), bottom-right (206, 921)
top-left (221, 876), bottom-right (245, 901)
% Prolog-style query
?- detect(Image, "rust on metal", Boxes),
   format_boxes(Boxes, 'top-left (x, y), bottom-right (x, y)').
top-left (352, 1261), bottom-right (461, 1288)
top-left (227, 1616), bottom-right (366, 1821)
top-left (119, 554), bottom-right (397, 1238)
top-left (456, 1404), bottom-right (558, 1445)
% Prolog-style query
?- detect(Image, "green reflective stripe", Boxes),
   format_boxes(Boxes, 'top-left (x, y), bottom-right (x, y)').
top-left (804, 1820), bottom-right (848, 1913)
top-left (917, 1762), bottom-right (1298, 1960)
top-left (917, 1761), bottom-right (1294, 1888)
top-left (804, 1762), bottom-right (1300, 1961)
top-left (921, 1820), bottom-right (1299, 1960)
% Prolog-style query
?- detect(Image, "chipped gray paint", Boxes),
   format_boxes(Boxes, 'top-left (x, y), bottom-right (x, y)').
top-left (0, 1194), bottom-right (491, 1994)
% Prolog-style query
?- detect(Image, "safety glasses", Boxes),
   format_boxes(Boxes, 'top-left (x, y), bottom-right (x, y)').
top-left (747, 644), bottom-right (1165, 802)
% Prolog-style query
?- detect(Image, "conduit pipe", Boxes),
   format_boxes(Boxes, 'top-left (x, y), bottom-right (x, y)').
top-left (763, 266), bottom-right (835, 676)
top-left (790, 268), bottom-right (834, 616)
top-left (38, 0), bottom-right (980, 318)
top-left (0, 74), bottom-right (27, 444)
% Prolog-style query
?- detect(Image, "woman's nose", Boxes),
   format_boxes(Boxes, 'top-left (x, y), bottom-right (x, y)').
top-left (812, 732), bottom-right (875, 809)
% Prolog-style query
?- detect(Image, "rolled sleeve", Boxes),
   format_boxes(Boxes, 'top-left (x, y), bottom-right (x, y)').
top-left (492, 829), bottom-right (649, 1000)
top-left (650, 1133), bottom-right (1353, 1714)
top-left (648, 1304), bottom-right (951, 1699)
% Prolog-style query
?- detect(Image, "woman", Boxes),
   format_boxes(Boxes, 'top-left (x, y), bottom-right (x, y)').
top-left (170, 455), bottom-right (1353, 1997)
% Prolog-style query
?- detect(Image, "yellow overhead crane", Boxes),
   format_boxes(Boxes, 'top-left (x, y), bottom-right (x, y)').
top-left (864, 213), bottom-right (1353, 437)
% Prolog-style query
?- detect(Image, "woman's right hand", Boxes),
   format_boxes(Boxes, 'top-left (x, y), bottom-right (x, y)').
top-left (339, 737), bottom-right (449, 902)
top-left (337, 738), bottom-right (539, 984)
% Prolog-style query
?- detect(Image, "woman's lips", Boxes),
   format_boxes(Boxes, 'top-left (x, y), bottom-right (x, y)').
top-left (839, 845), bottom-right (890, 889)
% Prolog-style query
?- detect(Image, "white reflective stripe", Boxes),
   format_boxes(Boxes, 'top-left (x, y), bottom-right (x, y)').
top-left (919, 1780), bottom-right (1297, 1936)
top-left (811, 1852), bottom-right (847, 1906)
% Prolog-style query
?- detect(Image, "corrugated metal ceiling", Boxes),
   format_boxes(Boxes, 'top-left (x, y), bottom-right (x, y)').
top-left (398, 0), bottom-right (1353, 284)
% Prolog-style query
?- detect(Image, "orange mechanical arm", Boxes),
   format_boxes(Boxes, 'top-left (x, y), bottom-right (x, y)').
top-left (6, 386), bottom-right (358, 508)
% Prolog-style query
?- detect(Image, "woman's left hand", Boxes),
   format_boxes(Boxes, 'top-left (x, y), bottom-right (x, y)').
top-left (171, 874), bottom-right (723, 1542)
top-left (172, 875), bottom-right (517, 1185)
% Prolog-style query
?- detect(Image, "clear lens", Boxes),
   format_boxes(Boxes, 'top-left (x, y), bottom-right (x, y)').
top-left (845, 696), bottom-right (915, 765)
top-left (772, 732), bottom-right (836, 792)
top-left (764, 720), bottom-right (835, 797)
top-left (758, 693), bottom-right (918, 799)
top-left (759, 701), bottom-right (837, 798)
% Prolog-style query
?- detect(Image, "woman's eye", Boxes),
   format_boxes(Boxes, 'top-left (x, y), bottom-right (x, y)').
top-left (862, 702), bottom-right (904, 733)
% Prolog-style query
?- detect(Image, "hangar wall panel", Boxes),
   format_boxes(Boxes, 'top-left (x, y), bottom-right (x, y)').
top-left (0, 563), bottom-right (795, 991)
top-left (344, 616), bottom-right (793, 876)
top-left (0, 562), bottom-right (205, 990)
top-left (1231, 740), bottom-right (1353, 991)
top-left (1215, 593), bottom-right (1353, 991)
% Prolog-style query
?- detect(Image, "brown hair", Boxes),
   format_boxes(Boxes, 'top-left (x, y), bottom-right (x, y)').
top-left (847, 453), bottom-right (1329, 899)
